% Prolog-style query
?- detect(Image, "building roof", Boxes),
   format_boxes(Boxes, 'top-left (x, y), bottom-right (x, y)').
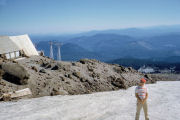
top-left (0, 36), bottom-right (20, 54)
top-left (0, 34), bottom-right (38, 56)
top-left (10, 34), bottom-right (38, 56)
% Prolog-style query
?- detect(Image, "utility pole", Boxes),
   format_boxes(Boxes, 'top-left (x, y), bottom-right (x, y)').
top-left (49, 41), bottom-right (54, 59)
top-left (55, 42), bottom-right (62, 61)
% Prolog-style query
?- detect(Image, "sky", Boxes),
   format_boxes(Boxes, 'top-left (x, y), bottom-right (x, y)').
top-left (0, 0), bottom-right (180, 35)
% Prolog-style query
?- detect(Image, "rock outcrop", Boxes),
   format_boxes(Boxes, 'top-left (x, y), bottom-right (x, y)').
top-left (0, 56), bottom-right (156, 101)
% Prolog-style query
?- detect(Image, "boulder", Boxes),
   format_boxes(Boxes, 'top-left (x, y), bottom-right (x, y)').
top-left (1, 93), bottom-right (11, 101)
top-left (39, 69), bottom-right (46, 73)
top-left (2, 63), bottom-right (29, 85)
top-left (31, 66), bottom-right (38, 72)
top-left (79, 59), bottom-right (96, 64)
top-left (51, 65), bottom-right (59, 70)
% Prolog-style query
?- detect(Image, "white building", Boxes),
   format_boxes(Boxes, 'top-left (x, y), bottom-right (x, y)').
top-left (138, 65), bottom-right (155, 73)
top-left (0, 34), bottom-right (38, 59)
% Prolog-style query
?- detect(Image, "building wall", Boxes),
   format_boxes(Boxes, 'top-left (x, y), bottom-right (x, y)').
top-left (0, 34), bottom-right (38, 59)
top-left (5, 51), bottom-right (20, 59)
top-left (0, 36), bottom-right (20, 54)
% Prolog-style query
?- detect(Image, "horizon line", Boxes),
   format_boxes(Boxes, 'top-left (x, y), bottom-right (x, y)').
top-left (1, 23), bottom-right (180, 36)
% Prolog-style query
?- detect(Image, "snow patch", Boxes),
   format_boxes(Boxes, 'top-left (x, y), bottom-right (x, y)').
top-left (0, 81), bottom-right (180, 120)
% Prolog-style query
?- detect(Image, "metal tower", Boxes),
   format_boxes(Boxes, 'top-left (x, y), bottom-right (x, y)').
top-left (55, 42), bottom-right (62, 61)
top-left (49, 41), bottom-right (54, 59)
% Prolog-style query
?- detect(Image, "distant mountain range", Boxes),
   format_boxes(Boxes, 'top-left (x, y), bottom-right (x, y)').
top-left (70, 24), bottom-right (180, 38)
top-left (30, 24), bottom-right (180, 42)
top-left (34, 25), bottom-right (180, 63)
top-left (64, 33), bottom-right (180, 60)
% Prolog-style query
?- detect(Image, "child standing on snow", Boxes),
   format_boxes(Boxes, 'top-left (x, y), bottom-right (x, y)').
top-left (135, 78), bottom-right (149, 120)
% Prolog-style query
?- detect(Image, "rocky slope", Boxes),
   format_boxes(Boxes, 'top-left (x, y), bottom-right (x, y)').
top-left (0, 56), bottom-right (155, 101)
top-left (149, 73), bottom-right (180, 81)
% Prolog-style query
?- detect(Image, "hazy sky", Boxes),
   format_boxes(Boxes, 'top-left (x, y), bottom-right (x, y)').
top-left (0, 0), bottom-right (180, 35)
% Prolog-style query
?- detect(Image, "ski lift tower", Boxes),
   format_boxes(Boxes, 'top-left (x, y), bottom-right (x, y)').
top-left (49, 41), bottom-right (54, 59)
top-left (55, 42), bottom-right (62, 61)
